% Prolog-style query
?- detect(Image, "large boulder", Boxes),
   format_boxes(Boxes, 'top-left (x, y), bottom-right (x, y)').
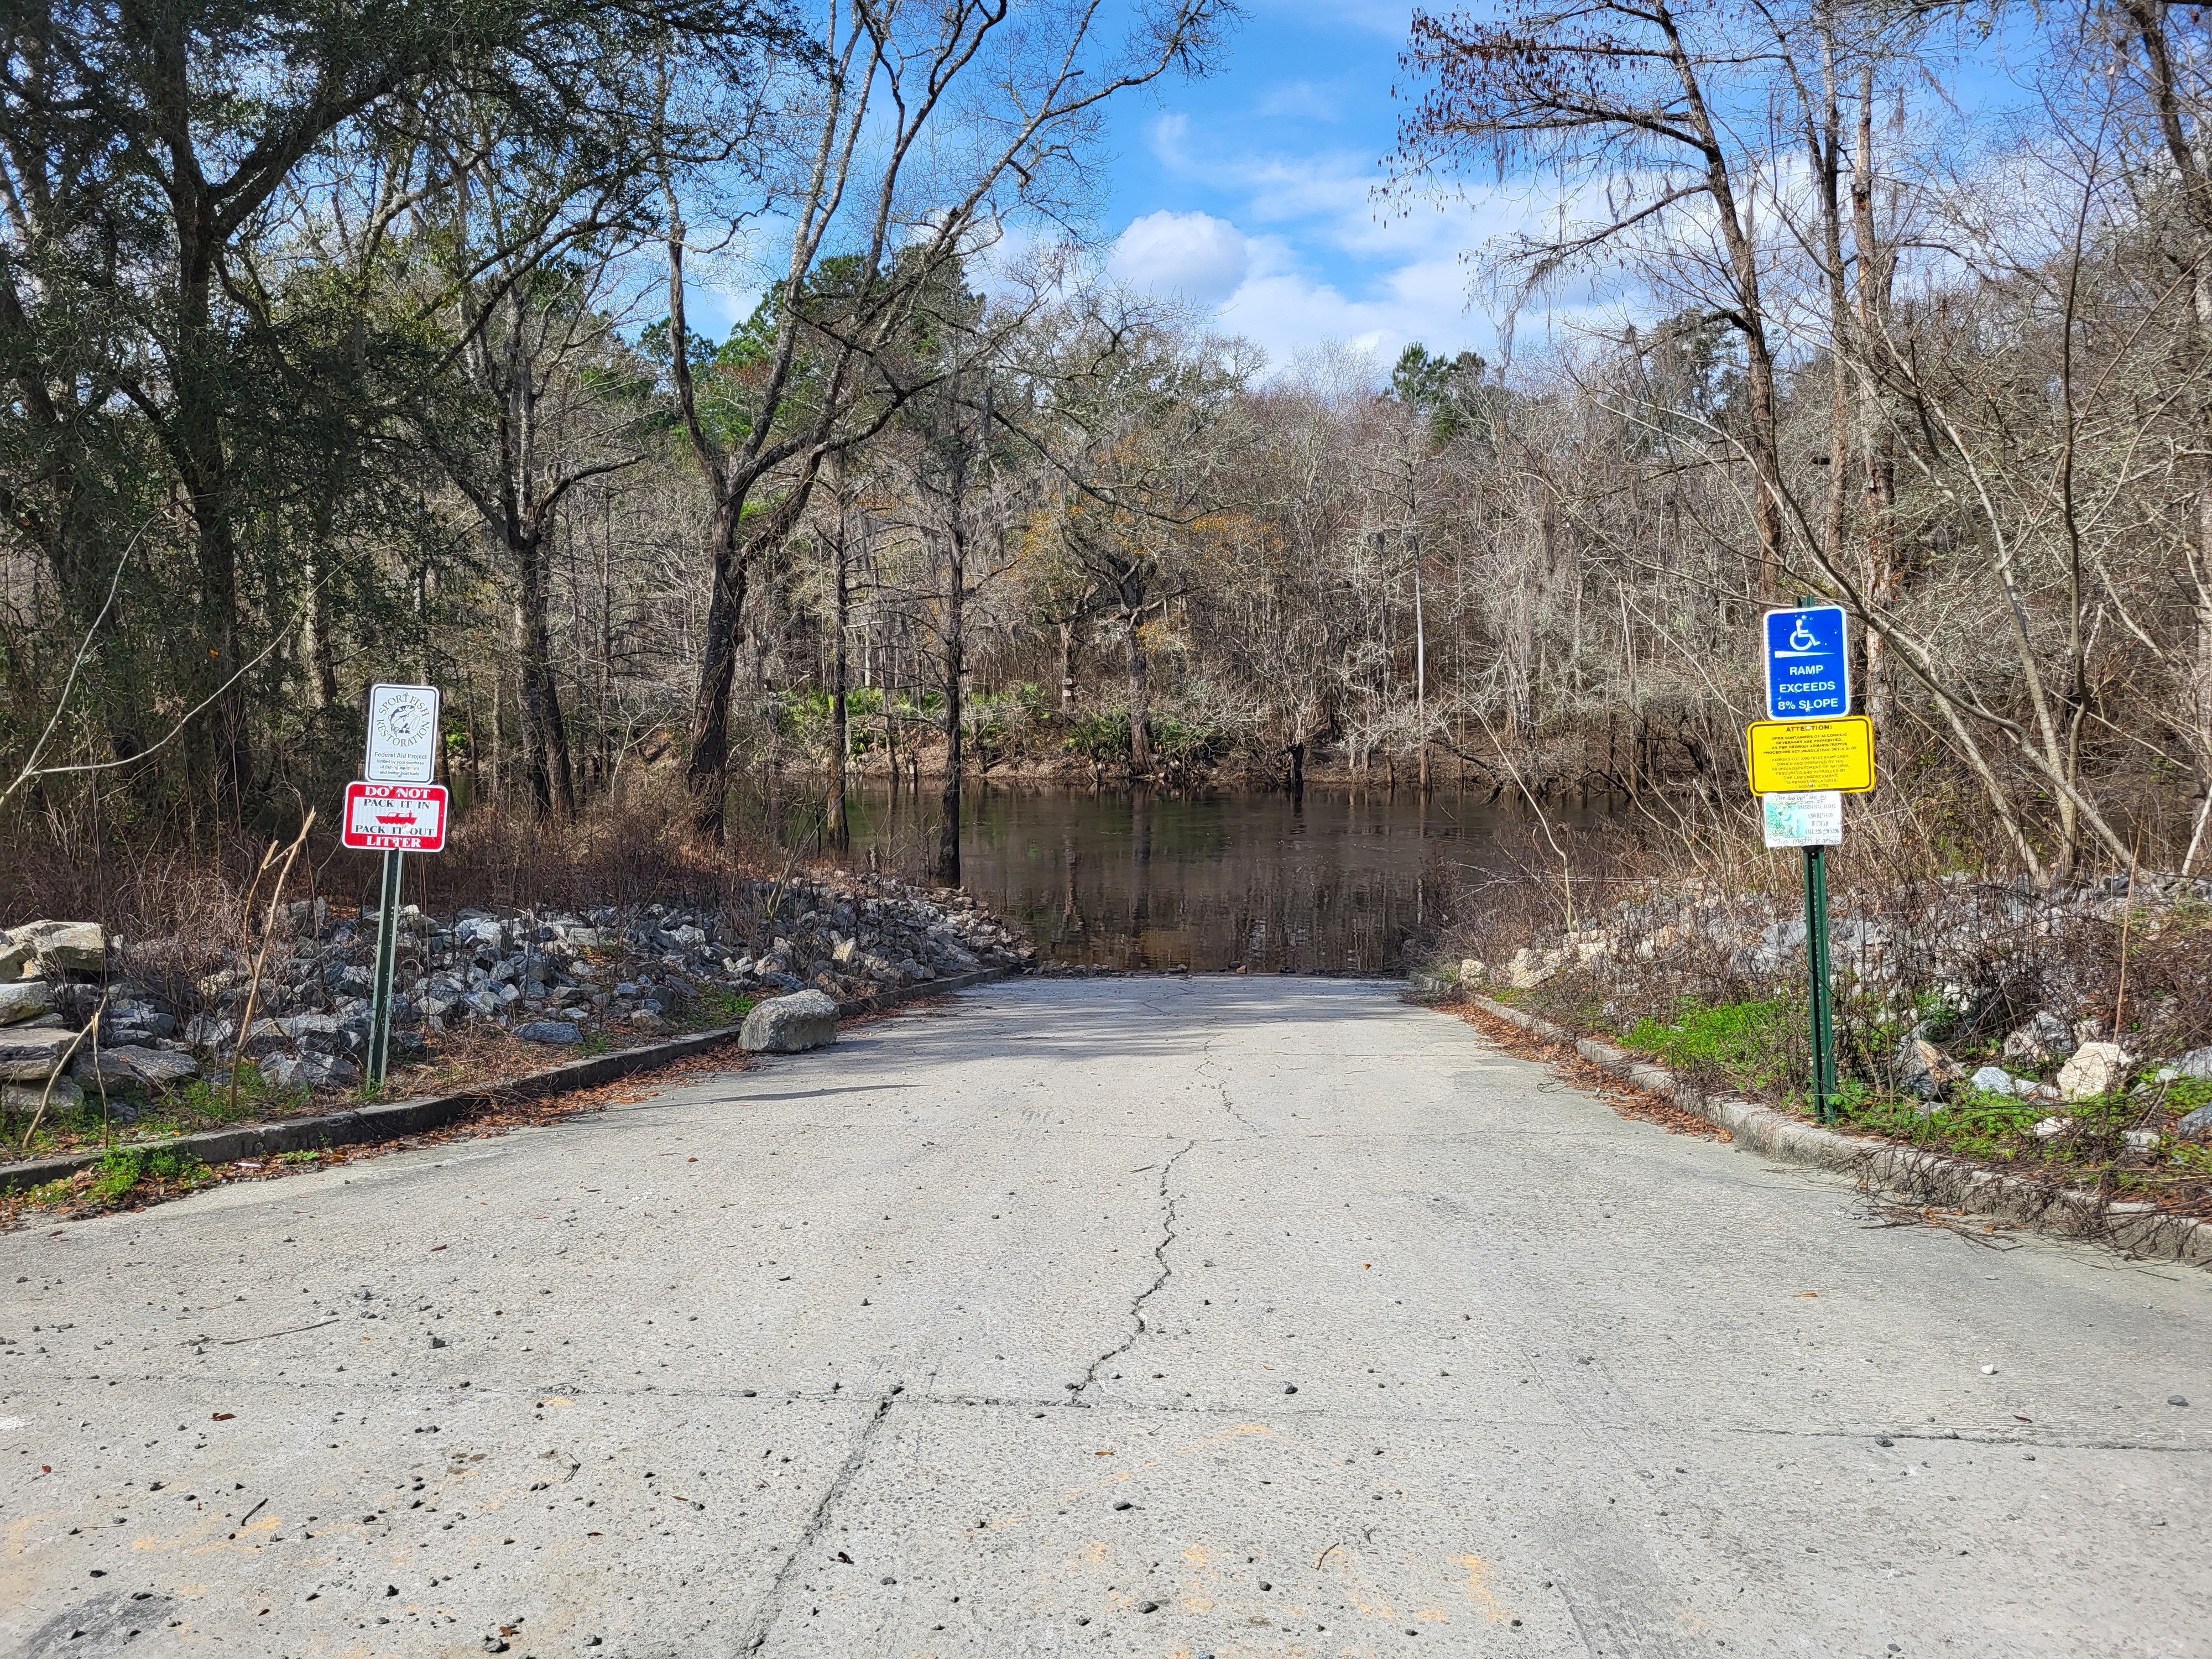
top-left (739, 989), bottom-right (838, 1054)
top-left (74, 1045), bottom-right (200, 1091)
top-left (0, 937), bottom-right (30, 980)
top-left (1504, 947), bottom-right (1558, 990)
top-left (2057, 1040), bottom-right (2130, 1101)
top-left (2, 1074), bottom-right (82, 1113)
top-left (0, 979), bottom-right (55, 1026)
top-left (0, 1026), bottom-right (78, 1080)
top-left (7, 920), bottom-right (106, 974)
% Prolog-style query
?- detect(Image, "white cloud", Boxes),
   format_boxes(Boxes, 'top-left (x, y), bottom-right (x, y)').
top-left (1110, 210), bottom-right (1251, 303)
top-left (1255, 80), bottom-right (1347, 123)
top-left (1147, 113), bottom-right (1193, 171)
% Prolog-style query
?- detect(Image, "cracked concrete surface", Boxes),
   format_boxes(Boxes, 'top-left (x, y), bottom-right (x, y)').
top-left (2, 977), bottom-right (2208, 1658)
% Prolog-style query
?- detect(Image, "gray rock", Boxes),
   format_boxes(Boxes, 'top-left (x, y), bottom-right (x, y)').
top-left (1969, 1065), bottom-right (2020, 1096)
top-left (516, 1020), bottom-right (582, 1045)
top-left (2, 1074), bottom-right (82, 1113)
top-left (2171, 1045), bottom-right (2212, 1081)
top-left (74, 1044), bottom-right (199, 1090)
top-left (7, 919), bottom-right (106, 973)
top-left (281, 1011), bottom-right (346, 1050)
top-left (739, 989), bottom-right (838, 1053)
top-left (0, 1025), bottom-right (77, 1081)
top-left (0, 937), bottom-right (30, 979)
top-left (2001, 1011), bottom-right (2073, 1064)
top-left (238, 1019), bottom-right (289, 1059)
top-left (2179, 1103), bottom-right (2212, 1142)
top-left (1893, 1035), bottom-right (1963, 1102)
top-left (185, 1014), bottom-right (236, 1050)
top-left (262, 1051), bottom-right (361, 1091)
top-left (0, 978), bottom-right (55, 1026)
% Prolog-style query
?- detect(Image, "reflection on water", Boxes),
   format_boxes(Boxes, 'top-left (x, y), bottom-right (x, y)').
top-left (813, 785), bottom-right (1609, 974)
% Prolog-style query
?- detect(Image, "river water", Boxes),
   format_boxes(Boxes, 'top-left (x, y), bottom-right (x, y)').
top-left (797, 785), bottom-right (1609, 974)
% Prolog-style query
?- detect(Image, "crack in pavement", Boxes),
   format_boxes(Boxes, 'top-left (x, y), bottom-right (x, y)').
top-left (1071, 1139), bottom-right (1196, 1404)
top-left (733, 1388), bottom-right (896, 1655)
top-left (1195, 1016), bottom-right (1262, 1137)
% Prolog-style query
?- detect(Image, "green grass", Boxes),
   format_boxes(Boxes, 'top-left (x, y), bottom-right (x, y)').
top-left (1621, 998), bottom-right (1798, 1096)
top-left (709, 991), bottom-right (758, 1022)
top-left (26, 1144), bottom-right (217, 1210)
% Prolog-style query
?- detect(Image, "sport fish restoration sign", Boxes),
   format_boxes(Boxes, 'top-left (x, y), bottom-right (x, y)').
top-left (341, 782), bottom-right (448, 852)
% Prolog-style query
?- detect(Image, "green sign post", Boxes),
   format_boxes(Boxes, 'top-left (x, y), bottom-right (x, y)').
top-left (1802, 845), bottom-right (1837, 1123)
top-left (1756, 604), bottom-right (1871, 1126)
top-left (367, 849), bottom-right (403, 1088)
top-left (346, 684), bottom-right (446, 1091)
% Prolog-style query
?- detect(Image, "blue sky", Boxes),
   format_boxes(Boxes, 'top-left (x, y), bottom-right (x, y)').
top-left (1091, 0), bottom-right (1494, 376)
top-left (674, 5), bottom-right (2031, 380)
top-left (675, 0), bottom-right (1497, 379)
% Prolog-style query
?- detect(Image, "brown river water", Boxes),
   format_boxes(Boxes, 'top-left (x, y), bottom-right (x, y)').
top-left (744, 784), bottom-right (1615, 974)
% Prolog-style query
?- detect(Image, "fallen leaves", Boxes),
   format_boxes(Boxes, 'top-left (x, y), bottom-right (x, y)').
top-left (1452, 1001), bottom-right (1730, 1142)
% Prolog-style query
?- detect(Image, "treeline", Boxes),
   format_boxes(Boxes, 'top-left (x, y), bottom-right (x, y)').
top-left (7, 0), bottom-right (2212, 888)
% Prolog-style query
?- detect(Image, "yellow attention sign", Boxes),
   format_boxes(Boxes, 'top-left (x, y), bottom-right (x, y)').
top-left (1746, 715), bottom-right (1876, 795)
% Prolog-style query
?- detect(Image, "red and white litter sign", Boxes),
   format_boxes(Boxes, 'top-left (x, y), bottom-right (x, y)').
top-left (341, 782), bottom-right (448, 852)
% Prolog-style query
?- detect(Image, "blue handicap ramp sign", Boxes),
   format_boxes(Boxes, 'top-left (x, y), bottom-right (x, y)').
top-left (1764, 606), bottom-right (1850, 720)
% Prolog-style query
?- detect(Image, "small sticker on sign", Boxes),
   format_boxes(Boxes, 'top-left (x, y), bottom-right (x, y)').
top-left (1762, 791), bottom-right (1843, 848)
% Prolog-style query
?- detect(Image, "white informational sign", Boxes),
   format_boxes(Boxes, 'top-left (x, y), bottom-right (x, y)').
top-left (1762, 790), bottom-right (1844, 849)
top-left (365, 683), bottom-right (441, 783)
top-left (341, 782), bottom-right (449, 852)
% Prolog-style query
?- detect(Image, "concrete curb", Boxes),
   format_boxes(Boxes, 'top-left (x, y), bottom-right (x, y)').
top-left (0, 965), bottom-right (1018, 1196)
top-left (1457, 990), bottom-right (2212, 1270)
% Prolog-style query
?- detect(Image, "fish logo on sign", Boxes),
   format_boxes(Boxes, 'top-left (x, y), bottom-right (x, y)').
top-left (1763, 606), bottom-right (1850, 721)
top-left (365, 683), bottom-right (441, 784)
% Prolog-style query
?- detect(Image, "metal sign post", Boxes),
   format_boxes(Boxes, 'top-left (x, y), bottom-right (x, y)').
top-left (1756, 607), bottom-right (1870, 1126)
top-left (368, 850), bottom-right (403, 1088)
top-left (1803, 847), bottom-right (1838, 1121)
top-left (352, 684), bottom-right (444, 1092)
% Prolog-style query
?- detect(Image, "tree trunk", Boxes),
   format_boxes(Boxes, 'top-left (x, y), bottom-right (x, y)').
top-left (1126, 612), bottom-right (1150, 776)
top-left (1059, 619), bottom-right (1076, 712)
top-left (686, 496), bottom-right (748, 841)
top-left (827, 474), bottom-right (851, 850)
top-left (515, 531), bottom-right (575, 820)
top-left (935, 525), bottom-right (964, 884)
top-left (1660, 20), bottom-right (1785, 597)
top-left (1413, 539), bottom-right (1428, 792)
top-left (1851, 62), bottom-right (1900, 739)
